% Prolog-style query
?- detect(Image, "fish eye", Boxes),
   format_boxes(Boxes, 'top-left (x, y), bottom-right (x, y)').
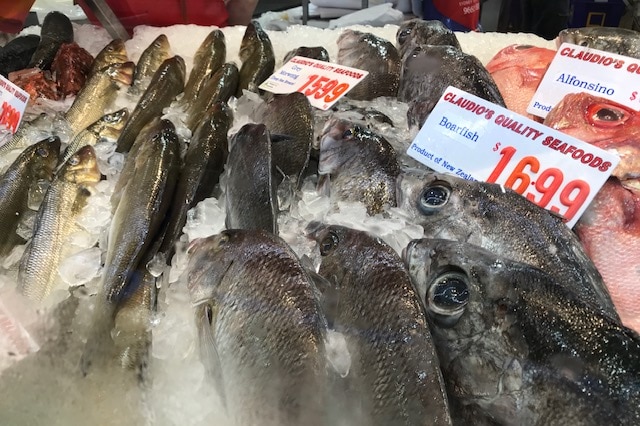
top-left (319, 231), bottom-right (340, 256)
top-left (217, 233), bottom-right (230, 246)
top-left (427, 272), bottom-right (469, 327)
top-left (587, 103), bottom-right (630, 127)
top-left (418, 182), bottom-right (451, 214)
top-left (342, 128), bottom-right (355, 139)
top-left (68, 155), bottom-right (80, 166)
top-left (205, 304), bottom-right (213, 325)
top-left (398, 28), bottom-right (411, 44)
top-left (36, 146), bottom-right (49, 157)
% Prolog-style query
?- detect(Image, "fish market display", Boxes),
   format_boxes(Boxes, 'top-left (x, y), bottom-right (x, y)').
top-left (188, 229), bottom-right (328, 426)
top-left (486, 44), bottom-right (556, 120)
top-left (336, 29), bottom-right (401, 100)
top-left (0, 18), bottom-right (633, 426)
top-left (310, 224), bottom-right (452, 426)
top-left (403, 239), bottom-right (640, 425)
top-left (558, 26), bottom-right (640, 59)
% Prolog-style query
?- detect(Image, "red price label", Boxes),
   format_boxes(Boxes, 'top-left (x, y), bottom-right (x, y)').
top-left (0, 101), bottom-right (20, 133)
top-left (486, 145), bottom-right (590, 222)
top-left (297, 74), bottom-right (351, 104)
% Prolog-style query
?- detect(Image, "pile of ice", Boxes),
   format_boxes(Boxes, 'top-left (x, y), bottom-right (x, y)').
top-left (0, 21), bottom-right (555, 426)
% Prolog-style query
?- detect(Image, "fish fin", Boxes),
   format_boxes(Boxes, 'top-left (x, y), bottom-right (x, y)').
top-left (197, 302), bottom-right (227, 408)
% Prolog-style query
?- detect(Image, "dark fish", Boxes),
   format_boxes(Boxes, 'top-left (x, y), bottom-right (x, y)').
top-left (396, 169), bottom-right (618, 318)
top-left (116, 56), bottom-right (186, 153)
top-left (336, 30), bottom-right (401, 101)
top-left (81, 119), bottom-right (180, 373)
top-left (261, 92), bottom-right (314, 186)
top-left (88, 39), bottom-right (128, 78)
top-left (398, 45), bottom-right (505, 127)
top-left (309, 224), bottom-right (452, 426)
top-left (28, 11), bottom-right (73, 70)
top-left (159, 102), bottom-right (231, 262)
top-left (236, 20), bottom-right (275, 96)
top-left (19, 146), bottom-right (101, 301)
top-left (396, 19), bottom-right (461, 59)
top-left (131, 34), bottom-right (171, 94)
top-left (187, 229), bottom-right (328, 426)
top-left (318, 117), bottom-right (399, 215)
top-left (283, 46), bottom-right (330, 63)
top-left (181, 30), bottom-right (226, 107)
top-left (186, 62), bottom-right (238, 131)
top-left (0, 136), bottom-right (60, 257)
top-left (403, 238), bottom-right (640, 426)
top-left (225, 123), bottom-right (278, 234)
top-left (558, 27), bottom-right (640, 59)
top-left (0, 34), bottom-right (40, 77)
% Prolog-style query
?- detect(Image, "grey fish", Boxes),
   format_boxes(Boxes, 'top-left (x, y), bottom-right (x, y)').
top-left (403, 238), bottom-right (640, 426)
top-left (61, 108), bottom-right (129, 164)
top-left (0, 34), bottom-right (40, 77)
top-left (187, 229), bottom-right (328, 426)
top-left (396, 169), bottom-right (618, 318)
top-left (283, 46), bottom-right (330, 63)
top-left (88, 39), bottom-right (129, 78)
top-left (186, 62), bottom-right (238, 131)
top-left (81, 119), bottom-right (180, 373)
top-left (336, 30), bottom-right (401, 101)
top-left (181, 30), bottom-right (226, 107)
top-left (236, 20), bottom-right (275, 96)
top-left (131, 34), bottom-right (171, 94)
top-left (261, 92), bottom-right (314, 186)
top-left (396, 19), bottom-right (461, 59)
top-left (0, 136), bottom-right (60, 257)
top-left (557, 27), bottom-right (640, 59)
top-left (398, 45), bottom-right (505, 127)
top-left (159, 102), bottom-right (231, 262)
top-left (225, 123), bottom-right (278, 234)
top-left (19, 146), bottom-right (101, 301)
top-left (28, 11), bottom-right (73, 70)
top-left (309, 224), bottom-right (452, 426)
top-left (116, 56), bottom-right (186, 153)
top-left (318, 117), bottom-right (399, 215)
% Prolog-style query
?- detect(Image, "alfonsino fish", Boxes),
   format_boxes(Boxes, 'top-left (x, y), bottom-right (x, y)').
top-left (403, 238), bottom-right (640, 426)
top-left (310, 224), bottom-right (452, 426)
top-left (188, 229), bottom-right (328, 426)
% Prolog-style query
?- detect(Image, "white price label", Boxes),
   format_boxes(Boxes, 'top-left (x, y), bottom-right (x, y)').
top-left (408, 86), bottom-right (620, 227)
top-left (258, 56), bottom-right (369, 110)
top-left (0, 75), bottom-right (28, 135)
top-left (528, 42), bottom-right (640, 118)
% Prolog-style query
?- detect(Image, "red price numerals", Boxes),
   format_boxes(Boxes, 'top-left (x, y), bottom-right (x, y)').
top-left (487, 146), bottom-right (590, 223)
top-left (0, 101), bottom-right (20, 133)
top-left (297, 74), bottom-right (350, 103)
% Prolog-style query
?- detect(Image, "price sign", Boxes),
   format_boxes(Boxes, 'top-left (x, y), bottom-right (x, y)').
top-left (528, 43), bottom-right (640, 118)
top-left (408, 86), bottom-right (620, 227)
top-left (259, 56), bottom-right (368, 110)
top-left (0, 75), bottom-right (28, 135)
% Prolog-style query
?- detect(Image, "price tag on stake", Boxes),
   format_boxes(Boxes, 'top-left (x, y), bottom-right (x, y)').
top-left (407, 86), bottom-right (620, 227)
top-left (258, 56), bottom-right (369, 110)
top-left (527, 42), bottom-right (640, 118)
top-left (0, 75), bottom-right (28, 137)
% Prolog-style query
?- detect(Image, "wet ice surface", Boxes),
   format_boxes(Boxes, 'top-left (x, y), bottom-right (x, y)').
top-left (0, 23), bottom-right (554, 425)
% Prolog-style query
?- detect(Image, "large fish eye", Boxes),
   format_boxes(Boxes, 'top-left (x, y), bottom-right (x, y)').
top-left (427, 271), bottom-right (469, 327)
top-left (397, 28), bottom-right (411, 44)
top-left (319, 231), bottom-right (340, 256)
top-left (36, 146), bottom-right (49, 157)
top-left (418, 182), bottom-right (451, 214)
top-left (587, 103), bottom-right (630, 128)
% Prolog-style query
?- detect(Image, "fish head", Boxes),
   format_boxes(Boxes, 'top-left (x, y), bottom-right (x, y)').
top-left (485, 44), bottom-right (556, 74)
top-left (102, 61), bottom-right (135, 86)
top-left (239, 20), bottom-right (267, 62)
top-left (30, 136), bottom-right (61, 180)
top-left (60, 145), bottom-right (101, 184)
top-left (338, 30), bottom-right (399, 74)
top-left (396, 19), bottom-right (459, 59)
top-left (96, 108), bottom-right (129, 138)
top-left (150, 34), bottom-right (171, 55)
top-left (403, 238), bottom-right (531, 406)
top-left (317, 117), bottom-right (368, 174)
top-left (544, 93), bottom-right (640, 182)
top-left (97, 39), bottom-right (128, 65)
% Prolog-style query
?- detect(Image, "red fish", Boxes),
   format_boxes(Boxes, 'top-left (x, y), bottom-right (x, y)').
top-left (545, 92), bottom-right (640, 332)
top-left (486, 44), bottom-right (556, 120)
top-left (544, 92), bottom-right (640, 185)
